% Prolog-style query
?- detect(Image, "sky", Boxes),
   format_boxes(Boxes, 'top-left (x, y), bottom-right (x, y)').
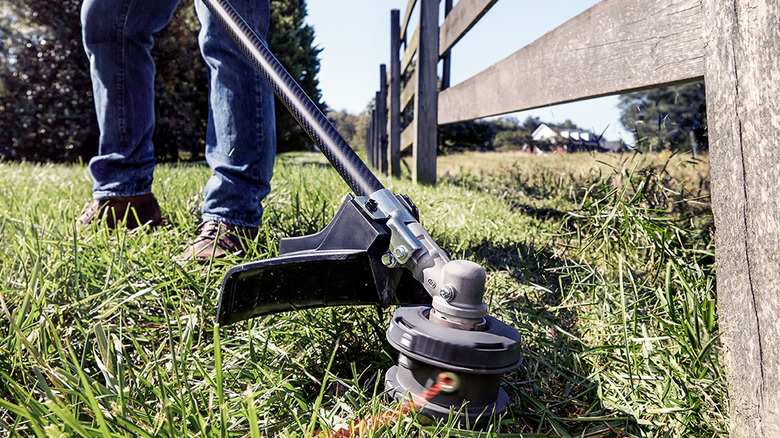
top-left (304, 0), bottom-right (632, 142)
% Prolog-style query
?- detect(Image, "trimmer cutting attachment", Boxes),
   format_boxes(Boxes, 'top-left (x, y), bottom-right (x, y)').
top-left (218, 193), bottom-right (428, 323)
top-left (204, 0), bottom-right (522, 427)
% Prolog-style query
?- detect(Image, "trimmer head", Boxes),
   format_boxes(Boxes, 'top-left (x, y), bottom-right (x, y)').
top-left (385, 305), bottom-right (522, 426)
top-left (205, 0), bottom-right (523, 428)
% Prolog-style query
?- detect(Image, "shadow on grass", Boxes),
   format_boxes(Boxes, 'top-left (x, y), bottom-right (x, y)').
top-left (460, 240), bottom-right (646, 436)
top-left (509, 202), bottom-right (570, 222)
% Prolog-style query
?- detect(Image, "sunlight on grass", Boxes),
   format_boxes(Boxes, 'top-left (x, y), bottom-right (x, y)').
top-left (0, 152), bottom-right (723, 437)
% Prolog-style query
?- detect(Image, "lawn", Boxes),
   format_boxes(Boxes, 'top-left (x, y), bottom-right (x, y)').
top-left (0, 150), bottom-right (724, 437)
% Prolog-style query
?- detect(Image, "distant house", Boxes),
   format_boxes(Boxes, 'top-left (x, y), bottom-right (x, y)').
top-left (531, 123), bottom-right (623, 153)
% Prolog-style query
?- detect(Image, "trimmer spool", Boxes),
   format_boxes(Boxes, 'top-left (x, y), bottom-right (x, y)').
top-left (384, 261), bottom-right (522, 426)
top-left (203, 0), bottom-right (524, 428)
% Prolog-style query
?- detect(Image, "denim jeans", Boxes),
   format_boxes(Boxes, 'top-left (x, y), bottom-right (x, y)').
top-left (81, 0), bottom-right (276, 228)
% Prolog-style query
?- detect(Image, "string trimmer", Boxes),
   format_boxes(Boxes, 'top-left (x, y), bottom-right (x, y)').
top-left (203, 0), bottom-right (522, 427)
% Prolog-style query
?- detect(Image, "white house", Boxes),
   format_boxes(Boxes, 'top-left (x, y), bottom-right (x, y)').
top-left (531, 123), bottom-right (622, 152)
top-left (532, 124), bottom-right (594, 143)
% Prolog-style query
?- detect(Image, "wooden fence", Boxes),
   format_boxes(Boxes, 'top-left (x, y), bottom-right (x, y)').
top-left (365, 0), bottom-right (780, 435)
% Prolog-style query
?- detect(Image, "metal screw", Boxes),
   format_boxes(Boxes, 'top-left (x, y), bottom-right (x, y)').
top-left (393, 245), bottom-right (409, 260)
top-left (365, 199), bottom-right (378, 212)
top-left (381, 251), bottom-right (395, 267)
top-left (439, 285), bottom-right (455, 301)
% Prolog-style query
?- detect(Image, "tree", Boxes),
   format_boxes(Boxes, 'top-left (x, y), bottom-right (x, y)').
top-left (0, 0), bottom-right (97, 161)
top-left (493, 129), bottom-right (534, 151)
top-left (267, 0), bottom-right (325, 152)
top-left (438, 120), bottom-right (493, 153)
top-left (327, 109), bottom-right (370, 152)
top-left (0, 0), bottom-right (324, 162)
top-left (619, 82), bottom-right (707, 153)
top-left (521, 116), bottom-right (542, 133)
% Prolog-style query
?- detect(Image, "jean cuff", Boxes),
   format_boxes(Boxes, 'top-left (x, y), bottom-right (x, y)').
top-left (201, 213), bottom-right (261, 228)
top-left (92, 189), bottom-right (152, 200)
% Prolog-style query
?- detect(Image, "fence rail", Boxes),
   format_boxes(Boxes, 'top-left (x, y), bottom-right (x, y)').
top-left (366, 0), bottom-right (704, 184)
top-left (438, 0), bottom-right (704, 124)
top-left (363, 0), bottom-right (780, 435)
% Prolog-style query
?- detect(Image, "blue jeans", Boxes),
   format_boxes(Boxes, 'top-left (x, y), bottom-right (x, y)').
top-left (81, 0), bottom-right (276, 228)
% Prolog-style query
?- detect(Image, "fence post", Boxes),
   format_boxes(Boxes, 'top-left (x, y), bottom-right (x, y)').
top-left (374, 92), bottom-right (381, 170)
top-left (413, 0), bottom-right (439, 185)
top-left (378, 65), bottom-right (388, 174)
top-left (389, 9), bottom-right (401, 177)
top-left (367, 107), bottom-right (375, 169)
top-left (441, 0), bottom-right (453, 90)
top-left (703, 0), bottom-right (780, 436)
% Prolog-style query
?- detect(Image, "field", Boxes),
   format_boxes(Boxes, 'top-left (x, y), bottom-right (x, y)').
top-left (0, 151), bottom-right (724, 437)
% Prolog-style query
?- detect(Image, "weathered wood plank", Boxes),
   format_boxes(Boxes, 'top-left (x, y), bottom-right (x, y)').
top-left (401, 26), bottom-right (419, 75)
top-left (374, 103), bottom-right (381, 169)
top-left (389, 9), bottom-right (402, 177)
top-left (378, 65), bottom-right (388, 174)
top-left (439, 0), bottom-right (497, 56)
top-left (400, 0), bottom-right (417, 43)
top-left (703, 0), bottom-right (780, 436)
top-left (441, 0), bottom-right (453, 90)
top-left (400, 123), bottom-right (413, 152)
top-left (401, 74), bottom-right (415, 111)
top-left (367, 108), bottom-right (375, 168)
top-left (413, 0), bottom-right (438, 184)
top-left (375, 93), bottom-right (382, 170)
top-left (438, 0), bottom-right (704, 125)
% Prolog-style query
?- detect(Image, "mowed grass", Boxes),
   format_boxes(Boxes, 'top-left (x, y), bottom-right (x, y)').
top-left (0, 151), bottom-right (724, 437)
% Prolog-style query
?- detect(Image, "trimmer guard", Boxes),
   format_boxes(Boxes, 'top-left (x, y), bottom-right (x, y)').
top-left (203, 0), bottom-right (524, 427)
top-left (217, 194), bottom-right (428, 324)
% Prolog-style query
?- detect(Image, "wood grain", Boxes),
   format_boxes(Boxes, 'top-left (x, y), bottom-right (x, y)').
top-left (400, 0), bottom-right (417, 43)
top-left (704, 0), bottom-right (780, 436)
top-left (389, 9), bottom-right (402, 176)
top-left (438, 0), bottom-right (704, 124)
top-left (439, 0), bottom-right (497, 56)
top-left (378, 65), bottom-right (388, 174)
top-left (412, 0), bottom-right (438, 184)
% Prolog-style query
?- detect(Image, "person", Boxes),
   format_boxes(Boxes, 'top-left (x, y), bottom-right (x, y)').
top-left (77, 0), bottom-right (276, 261)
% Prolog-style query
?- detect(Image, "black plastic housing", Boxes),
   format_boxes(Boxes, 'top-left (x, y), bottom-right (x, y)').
top-left (218, 195), bottom-right (428, 324)
top-left (385, 305), bottom-right (522, 426)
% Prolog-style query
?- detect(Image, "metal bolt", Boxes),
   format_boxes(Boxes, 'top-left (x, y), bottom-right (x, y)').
top-left (381, 251), bottom-right (395, 267)
top-left (393, 245), bottom-right (409, 260)
top-left (365, 198), bottom-right (378, 212)
top-left (439, 285), bottom-right (455, 301)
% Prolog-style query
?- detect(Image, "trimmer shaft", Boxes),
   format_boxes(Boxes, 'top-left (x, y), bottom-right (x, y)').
top-left (385, 305), bottom-right (522, 426)
top-left (204, 0), bottom-right (523, 428)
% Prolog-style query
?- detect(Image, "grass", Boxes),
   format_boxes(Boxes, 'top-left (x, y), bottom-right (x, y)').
top-left (0, 150), bottom-right (724, 437)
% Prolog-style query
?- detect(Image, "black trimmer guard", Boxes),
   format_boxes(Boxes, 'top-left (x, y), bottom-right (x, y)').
top-left (217, 194), bottom-right (429, 324)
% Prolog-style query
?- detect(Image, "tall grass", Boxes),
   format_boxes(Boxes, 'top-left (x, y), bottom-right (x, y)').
top-left (0, 152), bottom-right (723, 437)
top-left (552, 156), bottom-right (723, 435)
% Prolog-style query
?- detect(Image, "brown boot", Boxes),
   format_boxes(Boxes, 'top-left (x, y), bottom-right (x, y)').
top-left (77, 193), bottom-right (163, 230)
top-left (178, 221), bottom-right (259, 261)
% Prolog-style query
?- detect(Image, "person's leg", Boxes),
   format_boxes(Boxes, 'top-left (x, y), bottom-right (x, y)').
top-left (81, 0), bottom-right (180, 199)
top-left (194, 0), bottom-right (276, 229)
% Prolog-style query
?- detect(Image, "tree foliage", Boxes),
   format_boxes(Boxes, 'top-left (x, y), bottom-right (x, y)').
top-left (327, 109), bottom-right (370, 152)
top-left (619, 82), bottom-right (707, 153)
top-left (0, 0), bottom-right (96, 161)
top-left (437, 116), bottom-right (547, 153)
top-left (438, 120), bottom-right (493, 153)
top-left (267, 0), bottom-right (325, 152)
top-left (493, 129), bottom-right (534, 150)
top-left (0, 0), bottom-right (324, 162)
